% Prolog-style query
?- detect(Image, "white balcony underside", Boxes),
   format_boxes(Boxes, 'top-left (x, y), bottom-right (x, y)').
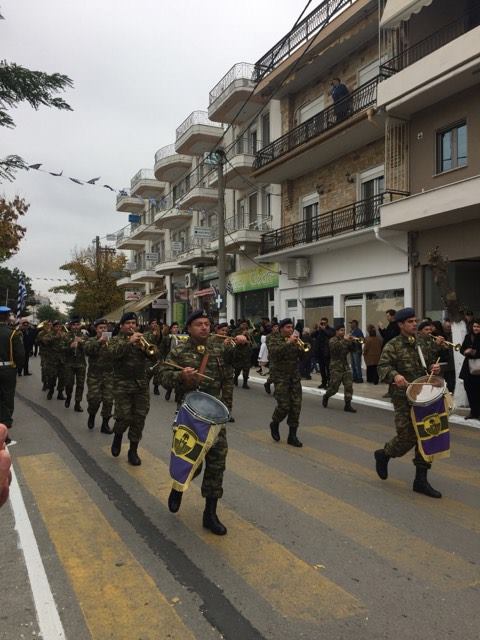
top-left (130, 179), bottom-right (166, 199)
top-left (155, 261), bottom-right (191, 275)
top-left (130, 270), bottom-right (164, 284)
top-left (175, 125), bottom-right (224, 156)
top-left (116, 196), bottom-right (144, 213)
top-left (208, 81), bottom-right (265, 123)
top-left (131, 225), bottom-right (164, 241)
top-left (154, 209), bottom-right (192, 230)
top-left (378, 28), bottom-right (480, 116)
top-left (116, 238), bottom-right (146, 250)
top-left (210, 229), bottom-right (263, 253)
top-left (177, 187), bottom-right (218, 211)
top-left (177, 250), bottom-right (216, 267)
top-left (380, 174), bottom-right (480, 231)
top-left (154, 155), bottom-right (191, 182)
top-left (116, 276), bottom-right (139, 288)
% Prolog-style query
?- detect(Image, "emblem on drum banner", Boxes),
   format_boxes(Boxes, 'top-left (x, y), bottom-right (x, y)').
top-left (410, 396), bottom-right (450, 463)
top-left (173, 425), bottom-right (201, 459)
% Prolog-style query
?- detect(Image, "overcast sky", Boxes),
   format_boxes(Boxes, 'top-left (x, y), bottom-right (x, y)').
top-left (1, 0), bottom-right (302, 307)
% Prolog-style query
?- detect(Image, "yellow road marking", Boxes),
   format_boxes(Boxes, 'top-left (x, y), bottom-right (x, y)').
top-left (228, 450), bottom-right (479, 591)
top-left (18, 453), bottom-right (196, 640)
top-left (114, 448), bottom-right (363, 622)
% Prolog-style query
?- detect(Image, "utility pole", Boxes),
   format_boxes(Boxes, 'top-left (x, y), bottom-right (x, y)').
top-left (216, 149), bottom-right (227, 323)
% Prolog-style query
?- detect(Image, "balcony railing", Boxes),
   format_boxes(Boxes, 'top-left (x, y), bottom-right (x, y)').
top-left (254, 76), bottom-right (379, 171)
top-left (116, 190), bottom-right (141, 204)
top-left (131, 168), bottom-right (156, 189)
top-left (173, 167), bottom-right (215, 205)
top-left (253, 0), bottom-right (355, 82)
top-left (210, 214), bottom-right (273, 241)
top-left (226, 136), bottom-right (262, 160)
top-left (259, 192), bottom-right (406, 254)
top-left (209, 62), bottom-right (255, 105)
top-left (115, 223), bottom-right (140, 245)
top-left (154, 144), bottom-right (176, 164)
top-left (175, 110), bottom-right (223, 141)
top-left (380, 9), bottom-right (480, 76)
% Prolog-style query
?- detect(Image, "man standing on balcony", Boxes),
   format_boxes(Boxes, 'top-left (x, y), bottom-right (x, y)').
top-left (330, 78), bottom-right (350, 122)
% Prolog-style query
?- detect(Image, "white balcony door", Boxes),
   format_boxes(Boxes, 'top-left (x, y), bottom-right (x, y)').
top-left (358, 59), bottom-right (380, 86)
top-left (298, 96), bottom-right (325, 124)
top-left (301, 193), bottom-right (319, 243)
top-left (359, 165), bottom-right (384, 225)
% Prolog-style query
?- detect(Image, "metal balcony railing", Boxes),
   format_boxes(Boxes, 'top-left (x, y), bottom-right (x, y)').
top-left (131, 168), bottom-right (156, 189)
top-left (259, 192), bottom-right (406, 255)
top-left (157, 250), bottom-right (182, 265)
top-left (132, 259), bottom-right (157, 273)
top-left (254, 76), bottom-right (379, 171)
top-left (175, 110), bottom-right (223, 141)
top-left (253, 0), bottom-right (356, 82)
top-left (380, 9), bottom-right (480, 76)
top-left (210, 214), bottom-right (272, 241)
top-left (116, 190), bottom-right (141, 204)
top-left (209, 62), bottom-right (256, 105)
top-left (154, 144), bottom-right (176, 164)
top-left (173, 167), bottom-right (216, 205)
top-left (178, 236), bottom-right (211, 254)
top-left (115, 223), bottom-right (140, 245)
top-left (226, 136), bottom-right (263, 160)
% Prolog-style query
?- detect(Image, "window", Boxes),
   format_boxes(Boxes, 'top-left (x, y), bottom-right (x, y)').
top-left (358, 59), bottom-right (379, 86)
top-left (261, 113), bottom-right (270, 146)
top-left (297, 96), bottom-right (325, 124)
top-left (437, 122), bottom-right (467, 173)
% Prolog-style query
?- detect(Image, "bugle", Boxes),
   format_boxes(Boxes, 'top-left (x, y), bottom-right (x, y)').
top-left (130, 331), bottom-right (156, 356)
top-left (285, 336), bottom-right (311, 352)
top-left (431, 335), bottom-right (461, 351)
top-left (348, 336), bottom-right (365, 345)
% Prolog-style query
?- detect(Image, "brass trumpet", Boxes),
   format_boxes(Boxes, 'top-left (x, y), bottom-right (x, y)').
top-left (286, 336), bottom-right (311, 352)
top-left (130, 331), bottom-right (156, 356)
top-left (212, 334), bottom-right (237, 347)
top-left (431, 335), bottom-right (461, 351)
top-left (349, 336), bottom-right (365, 345)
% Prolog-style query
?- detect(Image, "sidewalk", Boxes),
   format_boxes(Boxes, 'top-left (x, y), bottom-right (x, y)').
top-left (246, 368), bottom-right (480, 431)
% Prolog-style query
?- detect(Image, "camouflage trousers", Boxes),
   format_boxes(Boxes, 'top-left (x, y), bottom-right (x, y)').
top-left (324, 368), bottom-right (353, 402)
top-left (87, 372), bottom-right (114, 418)
top-left (384, 392), bottom-right (431, 469)
top-left (65, 364), bottom-right (86, 403)
top-left (272, 378), bottom-right (302, 428)
top-left (113, 378), bottom-right (150, 443)
top-left (201, 426), bottom-right (228, 499)
top-left (45, 360), bottom-right (65, 393)
top-left (39, 353), bottom-right (47, 384)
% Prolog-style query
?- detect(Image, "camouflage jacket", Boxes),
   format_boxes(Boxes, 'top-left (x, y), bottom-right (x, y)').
top-left (84, 337), bottom-right (114, 375)
top-left (64, 330), bottom-right (87, 366)
top-left (108, 332), bottom-right (157, 381)
top-left (0, 323), bottom-right (24, 368)
top-left (377, 334), bottom-right (439, 397)
top-left (38, 330), bottom-right (67, 362)
top-left (329, 337), bottom-right (355, 372)
top-left (267, 333), bottom-right (303, 382)
top-left (157, 337), bottom-right (233, 409)
top-left (232, 336), bottom-right (252, 369)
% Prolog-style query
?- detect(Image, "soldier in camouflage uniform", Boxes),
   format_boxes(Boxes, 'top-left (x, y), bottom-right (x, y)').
top-left (322, 325), bottom-right (357, 413)
top-left (158, 310), bottom-right (246, 535)
top-left (64, 317), bottom-right (87, 412)
top-left (263, 321), bottom-right (279, 395)
top-left (35, 320), bottom-right (52, 390)
top-left (39, 321), bottom-right (67, 400)
top-left (0, 306), bottom-right (25, 443)
top-left (143, 319), bottom-right (164, 395)
top-left (233, 321), bottom-right (252, 389)
top-left (108, 311), bottom-right (158, 466)
top-left (210, 322), bottom-right (236, 422)
top-left (375, 307), bottom-right (442, 498)
top-left (268, 318), bottom-right (305, 447)
top-left (84, 318), bottom-right (114, 433)
top-left (160, 322), bottom-right (181, 401)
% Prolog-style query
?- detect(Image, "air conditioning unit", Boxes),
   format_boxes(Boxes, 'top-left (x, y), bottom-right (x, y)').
top-left (287, 258), bottom-right (310, 280)
top-left (185, 272), bottom-right (197, 288)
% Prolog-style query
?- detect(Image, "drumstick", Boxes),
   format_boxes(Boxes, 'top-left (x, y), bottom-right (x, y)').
top-left (427, 357), bottom-right (440, 384)
top-left (164, 360), bottom-right (215, 382)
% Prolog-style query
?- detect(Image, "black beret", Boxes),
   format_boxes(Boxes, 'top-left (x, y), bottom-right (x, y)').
top-left (120, 311), bottom-right (138, 325)
top-left (186, 309), bottom-right (209, 326)
top-left (279, 318), bottom-right (293, 328)
top-left (216, 322), bottom-right (229, 329)
top-left (94, 318), bottom-right (108, 327)
top-left (395, 307), bottom-right (415, 323)
top-left (69, 316), bottom-right (81, 324)
top-left (335, 323), bottom-right (345, 331)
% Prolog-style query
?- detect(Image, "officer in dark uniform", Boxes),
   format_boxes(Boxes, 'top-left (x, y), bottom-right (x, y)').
top-left (0, 306), bottom-right (25, 444)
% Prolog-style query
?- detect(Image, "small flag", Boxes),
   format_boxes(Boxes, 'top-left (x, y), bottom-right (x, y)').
top-left (16, 277), bottom-right (27, 320)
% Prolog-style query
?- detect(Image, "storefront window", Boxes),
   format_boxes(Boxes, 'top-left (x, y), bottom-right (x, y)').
top-left (424, 262), bottom-right (480, 319)
top-left (304, 297), bottom-right (334, 328)
top-left (238, 289), bottom-right (270, 323)
top-left (365, 290), bottom-right (404, 327)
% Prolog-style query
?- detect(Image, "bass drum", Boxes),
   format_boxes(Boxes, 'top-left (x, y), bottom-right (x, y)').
top-left (183, 391), bottom-right (229, 425)
top-left (406, 375), bottom-right (446, 407)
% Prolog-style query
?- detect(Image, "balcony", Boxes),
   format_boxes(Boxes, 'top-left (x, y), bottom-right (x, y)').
top-left (115, 224), bottom-right (146, 250)
top-left (175, 110), bottom-right (224, 156)
top-left (130, 169), bottom-right (167, 199)
top-left (153, 197), bottom-right (193, 230)
top-left (210, 137), bottom-right (261, 190)
top-left (208, 63), bottom-right (267, 124)
top-left (210, 214), bottom-right (273, 253)
top-left (177, 238), bottom-right (216, 267)
top-left (253, 77), bottom-right (382, 182)
top-left (130, 223), bottom-right (164, 242)
top-left (259, 192), bottom-right (406, 258)
top-left (116, 275), bottom-right (141, 289)
top-left (115, 191), bottom-right (145, 214)
top-left (378, 10), bottom-right (480, 116)
top-left (175, 168), bottom-right (218, 211)
top-left (130, 261), bottom-right (165, 284)
top-left (380, 175), bottom-right (480, 232)
top-left (154, 251), bottom-right (191, 276)
top-left (154, 144), bottom-right (192, 182)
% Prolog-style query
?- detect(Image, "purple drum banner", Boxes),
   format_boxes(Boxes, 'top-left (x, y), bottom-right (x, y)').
top-left (410, 396), bottom-right (450, 463)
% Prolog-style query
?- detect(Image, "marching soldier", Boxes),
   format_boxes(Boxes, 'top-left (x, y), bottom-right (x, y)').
top-left (322, 325), bottom-right (357, 413)
top-left (0, 306), bottom-right (25, 444)
top-left (40, 320), bottom-right (67, 400)
top-left (64, 317), bottom-right (87, 411)
top-left (374, 308), bottom-right (442, 498)
top-left (158, 310), bottom-right (245, 535)
top-left (36, 319), bottom-right (52, 390)
top-left (263, 320), bottom-right (279, 395)
top-left (84, 318), bottom-right (114, 433)
top-left (210, 322), bottom-right (236, 422)
top-left (233, 321), bottom-right (252, 389)
top-left (143, 318), bottom-right (164, 396)
top-left (108, 312), bottom-right (157, 466)
top-left (268, 318), bottom-right (305, 447)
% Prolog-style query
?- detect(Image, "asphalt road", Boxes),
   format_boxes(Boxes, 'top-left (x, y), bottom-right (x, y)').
top-left (2, 358), bottom-right (479, 640)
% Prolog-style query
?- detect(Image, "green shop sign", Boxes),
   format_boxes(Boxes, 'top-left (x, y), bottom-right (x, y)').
top-left (228, 264), bottom-right (279, 293)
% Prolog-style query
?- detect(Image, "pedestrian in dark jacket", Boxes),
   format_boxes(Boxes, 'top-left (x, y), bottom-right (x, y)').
top-left (17, 320), bottom-right (35, 376)
top-left (314, 318), bottom-right (334, 389)
top-left (363, 325), bottom-right (382, 384)
top-left (379, 309), bottom-right (399, 347)
top-left (459, 319), bottom-right (480, 420)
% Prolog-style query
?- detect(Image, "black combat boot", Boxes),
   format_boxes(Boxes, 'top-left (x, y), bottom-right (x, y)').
top-left (344, 401), bottom-right (357, 413)
top-left (74, 402), bottom-right (83, 413)
top-left (228, 415), bottom-right (235, 422)
top-left (242, 378), bottom-right (250, 389)
top-left (153, 385), bottom-right (160, 396)
top-left (374, 449), bottom-right (390, 480)
top-left (111, 432), bottom-right (122, 457)
top-left (87, 413), bottom-right (96, 430)
top-left (413, 467), bottom-right (442, 498)
top-left (46, 388), bottom-right (54, 400)
top-left (202, 497), bottom-right (227, 535)
top-left (168, 488), bottom-right (183, 513)
top-left (264, 381), bottom-right (271, 394)
top-left (165, 388), bottom-right (172, 401)
top-left (233, 374), bottom-right (239, 387)
top-left (57, 391), bottom-right (65, 400)
top-left (127, 441), bottom-right (141, 466)
top-left (64, 395), bottom-right (71, 408)
top-left (287, 426), bottom-right (303, 447)
top-left (322, 395), bottom-right (329, 408)
top-left (269, 421), bottom-right (280, 442)
top-left (100, 417), bottom-right (113, 434)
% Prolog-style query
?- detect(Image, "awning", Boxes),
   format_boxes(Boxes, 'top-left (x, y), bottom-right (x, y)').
top-left (380, 0), bottom-right (433, 29)
top-left (130, 290), bottom-right (167, 312)
top-left (104, 299), bottom-right (138, 322)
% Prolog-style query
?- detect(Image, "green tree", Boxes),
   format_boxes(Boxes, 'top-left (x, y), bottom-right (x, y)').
top-left (52, 247), bottom-right (127, 321)
top-left (36, 304), bottom-right (67, 323)
top-left (0, 264), bottom-right (33, 313)
top-left (0, 196), bottom-right (28, 261)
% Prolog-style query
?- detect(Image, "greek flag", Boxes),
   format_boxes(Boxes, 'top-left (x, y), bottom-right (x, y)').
top-left (17, 277), bottom-right (27, 320)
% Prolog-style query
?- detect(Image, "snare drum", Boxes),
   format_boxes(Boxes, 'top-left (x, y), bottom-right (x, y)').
top-left (406, 375), bottom-right (446, 407)
top-left (183, 391), bottom-right (229, 425)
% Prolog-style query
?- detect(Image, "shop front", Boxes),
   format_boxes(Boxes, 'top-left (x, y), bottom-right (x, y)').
top-left (228, 264), bottom-right (279, 323)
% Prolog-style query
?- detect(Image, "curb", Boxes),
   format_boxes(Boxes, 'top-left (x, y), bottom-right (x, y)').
top-left (247, 375), bottom-right (480, 431)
